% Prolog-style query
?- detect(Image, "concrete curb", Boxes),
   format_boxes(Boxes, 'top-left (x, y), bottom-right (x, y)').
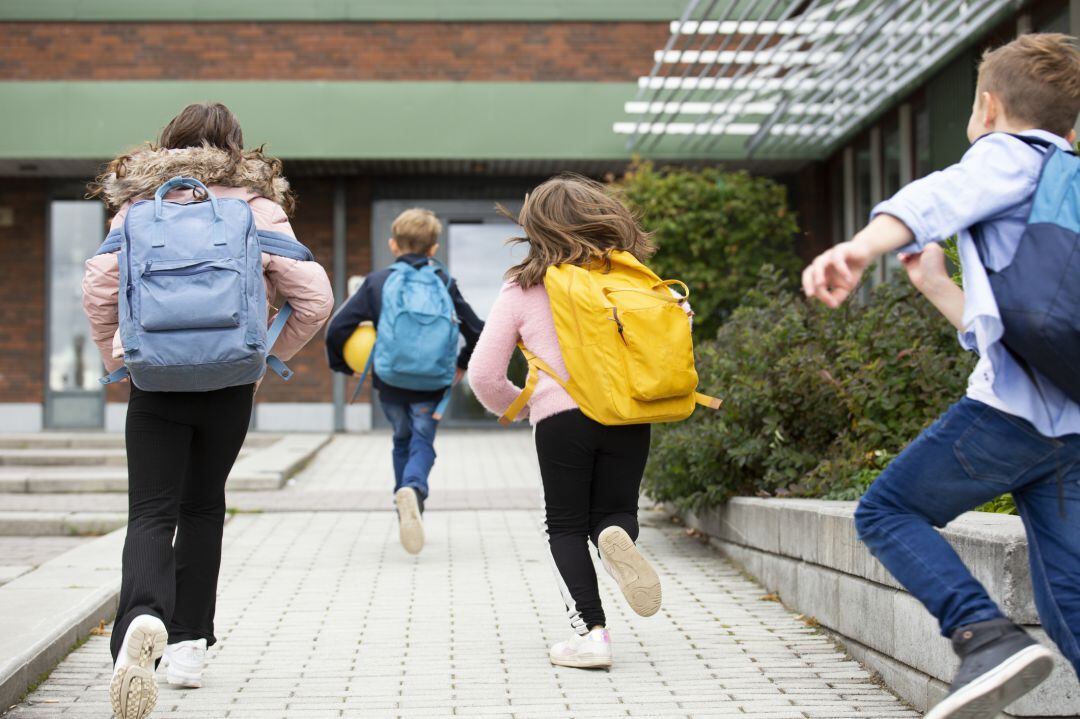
top-left (226, 433), bottom-right (332, 490)
top-left (0, 529), bottom-right (124, 713)
top-left (669, 497), bottom-right (1080, 717)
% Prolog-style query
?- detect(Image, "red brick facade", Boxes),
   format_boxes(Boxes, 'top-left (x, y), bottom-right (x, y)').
top-left (256, 177), bottom-right (373, 404)
top-left (0, 22), bottom-right (669, 81)
top-left (0, 175), bottom-right (373, 409)
top-left (0, 181), bottom-right (46, 403)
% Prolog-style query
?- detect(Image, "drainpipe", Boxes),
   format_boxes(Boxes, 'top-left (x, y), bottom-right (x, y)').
top-left (332, 178), bottom-right (347, 432)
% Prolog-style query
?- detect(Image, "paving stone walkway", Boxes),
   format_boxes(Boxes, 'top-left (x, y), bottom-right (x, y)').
top-left (3, 433), bottom-right (921, 718)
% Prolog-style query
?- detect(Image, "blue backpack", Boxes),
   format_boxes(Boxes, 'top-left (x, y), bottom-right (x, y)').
top-left (93, 176), bottom-right (315, 392)
top-left (979, 134), bottom-right (1080, 403)
top-left (372, 259), bottom-right (460, 392)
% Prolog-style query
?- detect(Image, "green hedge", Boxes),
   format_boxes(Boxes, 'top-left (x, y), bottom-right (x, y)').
top-left (644, 268), bottom-right (976, 508)
top-left (619, 162), bottom-right (801, 339)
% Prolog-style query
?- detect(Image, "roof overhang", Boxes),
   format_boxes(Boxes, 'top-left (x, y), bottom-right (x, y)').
top-left (616, 0), bottom-right (1021, 161)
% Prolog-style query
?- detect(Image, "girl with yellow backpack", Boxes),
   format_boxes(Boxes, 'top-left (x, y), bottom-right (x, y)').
top-left (469, 175), bottom-right (719, 669)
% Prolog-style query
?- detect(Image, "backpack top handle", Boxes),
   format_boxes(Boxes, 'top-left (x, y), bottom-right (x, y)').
top-left (151, 175), bottom-right (227, 248)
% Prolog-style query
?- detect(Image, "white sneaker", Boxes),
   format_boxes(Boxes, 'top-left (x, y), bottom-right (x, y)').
top-left (160, 638), bottom-right (206, 688)
top-left (395, 487), bottom-right (424, 555)
top-left (597, 526), bottom-right (662, 617)
top-left (110, 614), bottom-right (167, 719)
top-left (549, 627), bottom-right (613, 669)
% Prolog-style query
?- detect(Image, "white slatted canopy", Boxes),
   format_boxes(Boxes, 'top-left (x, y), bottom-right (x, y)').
top-left (616, 0), bottom-right (1018, 159)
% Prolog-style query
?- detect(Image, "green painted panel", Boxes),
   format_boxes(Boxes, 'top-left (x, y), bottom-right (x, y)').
top-left (0, 0), bottom-right (691, 22)
top-left (0, 81), bottom-right (748, 161)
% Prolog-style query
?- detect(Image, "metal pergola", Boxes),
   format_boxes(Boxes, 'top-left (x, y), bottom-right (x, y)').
top-left (616, 0), bottom-right (1021, 159)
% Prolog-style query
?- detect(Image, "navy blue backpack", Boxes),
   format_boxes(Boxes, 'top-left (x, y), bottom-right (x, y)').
top-left (980, 134), bottom-right (1080, 403)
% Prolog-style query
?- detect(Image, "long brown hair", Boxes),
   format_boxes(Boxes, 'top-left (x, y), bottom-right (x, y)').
top-left (89, 102), bottom-right (295, 215)
top-left (501, 174), bottom-right (654, 289)
top-left (159, 102), bottom-right (245, 163)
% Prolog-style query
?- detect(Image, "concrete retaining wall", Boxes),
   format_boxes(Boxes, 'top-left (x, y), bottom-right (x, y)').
top-left (676, 498), bottom-right (1080, 717)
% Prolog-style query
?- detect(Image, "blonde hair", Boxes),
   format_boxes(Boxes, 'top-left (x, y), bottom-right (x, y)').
top-left (978, 33), bottom-right (1080, 137)
top-left (501, 174), bottom-right (654, 289)
top-left (391, 208), bottom-right (442, 253)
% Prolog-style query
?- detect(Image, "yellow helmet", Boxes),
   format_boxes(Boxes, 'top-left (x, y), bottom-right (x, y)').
top-left (342, 323), bottom-right (376, 374)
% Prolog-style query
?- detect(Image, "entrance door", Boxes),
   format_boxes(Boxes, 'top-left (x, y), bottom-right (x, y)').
top-left (368, 200), bottom-right (525, 427)
top-left (442, 219), bottom-right (528, 424)
top-left (45, 200), bottom-right (105, 429)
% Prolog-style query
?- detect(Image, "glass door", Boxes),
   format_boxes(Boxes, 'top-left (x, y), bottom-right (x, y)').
top-left (443, 220), bottom-right (528, 424)
top-left (45, 200), bottom-right (105, 429)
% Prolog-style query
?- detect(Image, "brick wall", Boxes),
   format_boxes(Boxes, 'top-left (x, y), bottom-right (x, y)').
top-left (255, 176), bottom-right (372, 404)
top-left (0, 22), bottom-right (669, 81)
top-left (0, 180), bottom-right (46, 404)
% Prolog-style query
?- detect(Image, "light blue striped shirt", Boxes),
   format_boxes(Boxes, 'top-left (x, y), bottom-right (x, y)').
top-left (872, 130), bottom-right (1080, 438)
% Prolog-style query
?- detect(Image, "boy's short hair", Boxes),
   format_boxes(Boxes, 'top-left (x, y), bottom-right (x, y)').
top-left (978, 33), bottom-right (1080, 138)
top-left (391, 208), bottom-right (442, 254)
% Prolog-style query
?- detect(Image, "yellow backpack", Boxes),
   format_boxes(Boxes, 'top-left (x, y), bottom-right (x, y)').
top-left (499, 251), bottom-right (721, 426)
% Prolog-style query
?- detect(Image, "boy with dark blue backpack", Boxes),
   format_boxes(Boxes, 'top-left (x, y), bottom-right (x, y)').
top-left (803, 34), bottom-right (1080, 719)
top-left (326, 208), bottom-right (483, 555)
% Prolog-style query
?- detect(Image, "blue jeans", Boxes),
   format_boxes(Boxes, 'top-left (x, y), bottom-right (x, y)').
top-left (380, 399), bottom-right (438, 502)
top-left (856, 398), bottom-right (1080, 676)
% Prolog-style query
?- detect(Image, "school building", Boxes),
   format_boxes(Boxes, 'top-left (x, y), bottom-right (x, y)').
top-left (0, 0), bottom-right (1075, 432)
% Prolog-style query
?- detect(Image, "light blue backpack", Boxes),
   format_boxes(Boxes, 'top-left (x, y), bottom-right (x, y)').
top-left (367, 259), bottom-right (460, 394)
top-left (93, 176), bottom-right (315, 392)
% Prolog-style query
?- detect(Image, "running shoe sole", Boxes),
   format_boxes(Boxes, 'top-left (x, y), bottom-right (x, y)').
top-left (597, 526), bottom-right (662, 617)
top-left (925, 644), bottom-right (1055, 719)
top-left (110, 617), bottom-right (167, 719)
top-left (549, 652), bottom-right (613, 669)
top-left (395, 487), bottom-right (424, 555)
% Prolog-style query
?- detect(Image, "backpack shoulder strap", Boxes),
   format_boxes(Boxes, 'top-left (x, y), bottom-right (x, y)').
top-left (94, 227), bottom-right (124, 256)
top-left (257, 230), bottom-right (315, 261)
top-left (1002, 132), bottom-right (1078, 156)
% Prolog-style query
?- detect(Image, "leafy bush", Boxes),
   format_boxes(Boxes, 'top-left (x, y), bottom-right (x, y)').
top-left (618, 161), bottom-right (801, 339)
top-left (645, 268), bottom-right (975, 508)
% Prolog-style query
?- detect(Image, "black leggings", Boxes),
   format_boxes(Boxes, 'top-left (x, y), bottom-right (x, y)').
top-left (535, 410), bottom-right (651, 634)
top-left (111, 383), bottom-right (253, 661)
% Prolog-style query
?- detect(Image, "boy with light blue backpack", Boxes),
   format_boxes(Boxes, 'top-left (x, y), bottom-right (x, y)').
top-left (803, 34), bottom-right (1080, 719)
top-left (326, 208), bottom-right (484, 554)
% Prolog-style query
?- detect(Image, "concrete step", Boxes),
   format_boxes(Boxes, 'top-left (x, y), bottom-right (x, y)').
top-left (0, 512), bottom-right (128, 537)
top-left (0, 448), bottom-right (129, 467)
top-left (0, 433), bottom-right (281, 450)
top-left (0, 434), bottom-right (331, 493)
top-left (0, 447), bottom-right (254, 468)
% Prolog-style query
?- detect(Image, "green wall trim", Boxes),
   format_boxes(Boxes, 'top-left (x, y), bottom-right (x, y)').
top-left (0, 81), bottom-right (748, 162)
top-left (0, 0), bottom-right (689, 22)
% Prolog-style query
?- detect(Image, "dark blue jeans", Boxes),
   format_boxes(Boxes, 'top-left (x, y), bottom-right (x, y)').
top-left (856, 398), bottom-right (1080, 676)
top-left (380, 399), bottom-right (438, 502)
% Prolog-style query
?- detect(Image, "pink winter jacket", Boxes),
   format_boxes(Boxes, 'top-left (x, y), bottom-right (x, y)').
top-left (83, 186), bottom-right (333, 374)
top-left (468, 281), bottom-right (578, 425)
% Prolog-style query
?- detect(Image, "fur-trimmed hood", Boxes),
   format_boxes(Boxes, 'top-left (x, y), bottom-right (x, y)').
top-left (93, 145), bottom-right (293, 215)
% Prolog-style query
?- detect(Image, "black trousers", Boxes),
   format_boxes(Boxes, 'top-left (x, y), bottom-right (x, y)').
top-left (111, 383), bottom-right (253, 661)
top-left (534, 409), bottom-right (651, 634)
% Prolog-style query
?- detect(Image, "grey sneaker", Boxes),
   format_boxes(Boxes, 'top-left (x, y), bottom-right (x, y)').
top-left (925, 619), bottom-right (1055, 719)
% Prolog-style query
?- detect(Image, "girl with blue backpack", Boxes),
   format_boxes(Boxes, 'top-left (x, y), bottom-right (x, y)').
top-left (84, 102), bottom-right (333, 719)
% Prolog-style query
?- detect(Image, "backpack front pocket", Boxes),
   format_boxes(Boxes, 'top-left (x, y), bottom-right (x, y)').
top-left (609, 300), bottom-right (698, 401)
top-left (139, 258), bottom-right (243, 331)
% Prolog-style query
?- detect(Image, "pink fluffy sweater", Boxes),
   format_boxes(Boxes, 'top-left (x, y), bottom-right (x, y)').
top-left (468, 281), bottom-right (578, 425)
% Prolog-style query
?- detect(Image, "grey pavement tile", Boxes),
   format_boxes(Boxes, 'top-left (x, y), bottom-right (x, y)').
top-left (3, 432), bottom-right (918, 718)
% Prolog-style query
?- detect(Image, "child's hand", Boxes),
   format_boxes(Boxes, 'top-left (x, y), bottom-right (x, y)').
top-left (899, 243), bottom-right (951, 295)
top-left (802, 240), bottom-right (872, 308)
